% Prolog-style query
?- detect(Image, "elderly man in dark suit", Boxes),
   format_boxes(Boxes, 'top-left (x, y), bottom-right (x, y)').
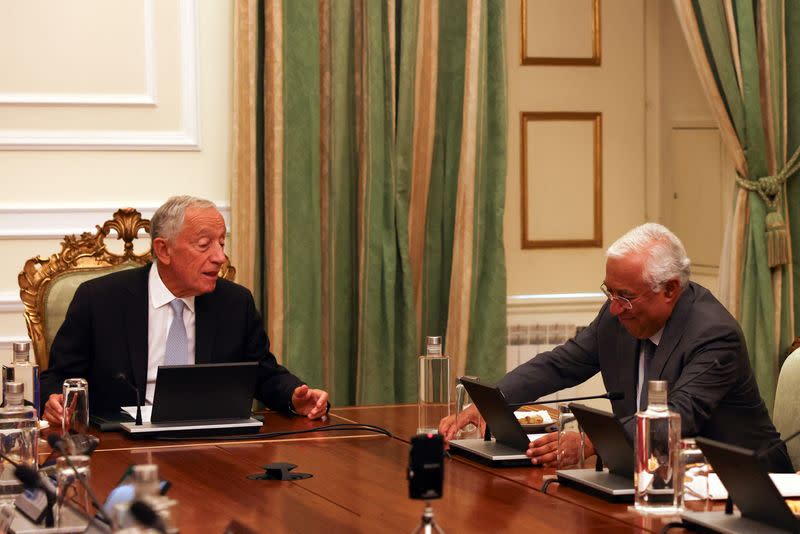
top-left (41, 196), bottom-right (328, 425)
top-left (440, 223), bottom-right (792, 472)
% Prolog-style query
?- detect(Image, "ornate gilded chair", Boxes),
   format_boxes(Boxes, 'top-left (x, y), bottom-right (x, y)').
top-left (18, 208), bottom-right (235, 369)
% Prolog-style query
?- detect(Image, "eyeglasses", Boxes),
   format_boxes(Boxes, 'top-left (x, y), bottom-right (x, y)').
top-left (600, 283), bottom-right (643, 310)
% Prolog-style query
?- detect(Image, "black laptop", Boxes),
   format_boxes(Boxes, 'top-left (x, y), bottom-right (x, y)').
top-left (556, 403), bottom-right (636, 501)
top-left (120, 362), bottom-right (263, 437)
top-left (680, 437), bottom-right (800, 533)
top-left (448, 378), bottom-right (543, 467)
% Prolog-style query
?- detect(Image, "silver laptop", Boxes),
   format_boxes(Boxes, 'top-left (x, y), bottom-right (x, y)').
top-left (555, 403), bottom-right (635, 501)
top-left (681, 437), bottom-right (799, 534)
top-left (448, 378), bottom-right (538, 467)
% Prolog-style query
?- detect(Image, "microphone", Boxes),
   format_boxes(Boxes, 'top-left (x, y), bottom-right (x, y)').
top-left (618, 358), bottom-right (723, 427)
top-left (129, 500), bottom-right (168, 534)
top-left (508, 391), bottom-right (625, 409)
top-left (14, 464), bottom-right (56, 527)
top-left (756, 427), bottom-right (800, 459)
top-left (116, 372), bottom-right (143, 426)
top-left (47, 434), bottom-right (113, 525)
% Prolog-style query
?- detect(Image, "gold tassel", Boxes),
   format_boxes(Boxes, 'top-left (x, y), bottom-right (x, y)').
top-left (766, 210), bottom-right (789, 268)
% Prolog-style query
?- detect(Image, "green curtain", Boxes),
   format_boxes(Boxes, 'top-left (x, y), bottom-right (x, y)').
top-left (674, 0), bottom-right (800, 410)
top-left (232, 0), bottom-right (507, 405)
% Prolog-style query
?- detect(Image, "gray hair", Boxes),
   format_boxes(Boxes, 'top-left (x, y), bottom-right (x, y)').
top-left (150, 195), bottom-right (217, 251)
top-left (606, 223), bottom-right (691, 290)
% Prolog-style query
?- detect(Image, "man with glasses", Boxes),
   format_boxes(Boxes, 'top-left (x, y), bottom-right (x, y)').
top-left (440, 223), bottom-right (792, 472)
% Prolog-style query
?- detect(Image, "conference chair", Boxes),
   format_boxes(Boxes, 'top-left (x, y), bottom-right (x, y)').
top-left (18, 208), bottom-right (236, 370)
top-left (773, 344), bottom-right (800, 470)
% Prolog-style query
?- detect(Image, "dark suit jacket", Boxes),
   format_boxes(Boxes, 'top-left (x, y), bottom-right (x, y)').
top-left (497, 282), bottom-right (793, 472)
top-left (40, 264), bottom-right (303, 415)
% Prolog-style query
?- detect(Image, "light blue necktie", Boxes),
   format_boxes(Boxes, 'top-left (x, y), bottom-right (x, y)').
top-left (164, 299), bottom-right (189, 366)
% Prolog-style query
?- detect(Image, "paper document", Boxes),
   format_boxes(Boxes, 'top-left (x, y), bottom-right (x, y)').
top-left (684, 472), bottom-right (800, 501)
top-left (121, 405), bottom-right (152, 424)
top-left (526, 433), bottom-right (549, 442)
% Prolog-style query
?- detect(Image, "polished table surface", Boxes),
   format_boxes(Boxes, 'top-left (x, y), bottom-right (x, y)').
top-left (53, 405), bottom-right (710, 533)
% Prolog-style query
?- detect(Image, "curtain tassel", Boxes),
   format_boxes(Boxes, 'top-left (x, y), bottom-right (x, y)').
top-left (765, 210), bottom-right (789, 268)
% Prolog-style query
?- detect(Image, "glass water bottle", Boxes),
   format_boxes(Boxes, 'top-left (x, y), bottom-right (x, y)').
top-left (634, 380), bottom-right (682, 514)
top-left (417, 336), bottom-right (450, 435)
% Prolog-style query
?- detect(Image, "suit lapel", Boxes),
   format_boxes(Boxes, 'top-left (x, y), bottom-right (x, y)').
top-left (194, 293), bottom-right (216, 364)
top-left (125, 266), bottom-right (150, 400)
top-left (650, 283), bottom-right (695, 379)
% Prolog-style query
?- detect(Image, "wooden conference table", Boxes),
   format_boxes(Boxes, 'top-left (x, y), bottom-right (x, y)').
top-left (66, 404), bottom-right (702, 533)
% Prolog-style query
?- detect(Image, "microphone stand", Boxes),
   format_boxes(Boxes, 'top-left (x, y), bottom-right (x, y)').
top-left (117, 373), bottom-right (143, 426)
top-left (48, 435), bottom-right (114, 526)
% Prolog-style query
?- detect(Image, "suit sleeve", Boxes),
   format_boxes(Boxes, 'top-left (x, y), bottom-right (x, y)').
top-left (497, 310), bottom-right (602, 404)
top-left (241, 291), bottom-right (304, 412)
top-left (666, 327), bottom-right (743, 438)
top-left (39, 282), bottom-right (95, 405)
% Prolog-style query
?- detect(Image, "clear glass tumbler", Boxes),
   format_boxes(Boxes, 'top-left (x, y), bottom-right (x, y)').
top-left (55, 455), bottom-right (91, 526)
top-left (680, 438), bottom-right (710, 507)
top-left (556, 403), bottom-right (584, 469)
top-left (62, 378), bottom-right (89, 436)
top-left (455, 376), bottom-right (480, 439)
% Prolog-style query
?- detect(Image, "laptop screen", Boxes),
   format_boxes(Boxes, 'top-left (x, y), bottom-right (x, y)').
top-left (151, 362), bottom-right (259, 423)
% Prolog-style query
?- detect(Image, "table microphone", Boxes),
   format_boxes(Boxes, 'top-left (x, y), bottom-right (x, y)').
top-left (129, 500), bottom-right (168, 534)
top-left (47, 434), bottom-right (113, 526)
top-left (14, 464), bottom-right (56, 527)
top-left (115, 372), bottom-right (143, 426)
top-left (508, 391), bottom-right (625, 409)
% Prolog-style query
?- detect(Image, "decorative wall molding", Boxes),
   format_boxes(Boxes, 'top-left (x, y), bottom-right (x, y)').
top-left (0, 0), bottom-right (198, 150)
top-left (0, 202), bottom-right (230, 240)
top-left (0, 293), bottom-right (23, 314)
top-left (0, 1), bottom-right (157, 107)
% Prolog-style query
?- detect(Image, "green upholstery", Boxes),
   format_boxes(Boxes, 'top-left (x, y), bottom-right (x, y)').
top-left (773, 347), bottom-right (800, 470)
top-left (42, 262), bottom-right (141, 354)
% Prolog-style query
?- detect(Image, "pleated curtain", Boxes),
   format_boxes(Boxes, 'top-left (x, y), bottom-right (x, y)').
top-left (674, 0), bottom-right (800, 409)
top-left (231, 0), bottom-right (508, 405)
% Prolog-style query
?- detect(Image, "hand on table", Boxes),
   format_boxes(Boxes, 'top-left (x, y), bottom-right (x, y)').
top-left (438, 404), bottom-right (485, 442)
top-left (291, 385), bottom-right (329, 420)
top-left (527, 431), bottom-right (594, 467)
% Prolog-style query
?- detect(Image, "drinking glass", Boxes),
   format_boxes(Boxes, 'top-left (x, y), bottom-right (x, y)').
top-left (62, 378), bottom-right (89, 436)
top-left (455, 376), bottom-right (480, 439)
top-left (680, 438), bottom-right (710, 507)
top-left (556, 403), bottom-right (585, 469)
top-left (55, 455), bottom-right (91, 526)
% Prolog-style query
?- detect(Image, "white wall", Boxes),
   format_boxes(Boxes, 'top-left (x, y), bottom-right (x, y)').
top-left (0, 0), bottom-right (233, 352)
top-left (0, 1), bottom-right (725, 377)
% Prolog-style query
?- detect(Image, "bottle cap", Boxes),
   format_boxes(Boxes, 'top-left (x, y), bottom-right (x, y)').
top-left (425, 336), bottom-right (442, 356)
top-left (4, 382), bottom-right (23, 395)
top-left (133, 464), bottom-right (160, 497)
top-left (12, 342), bottom-right (30, 363)
top-left (648, 380), bottom-right (668, 406)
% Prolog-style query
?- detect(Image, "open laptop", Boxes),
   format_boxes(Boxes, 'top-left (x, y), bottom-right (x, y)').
top-left (680, 437), bottom-right (799, 534)
top-left (448, 378), bottom-right (544, 467)
top-left (120, 362), bottom-right (263, 437)
top-left (556, 403), bottom-right (635, 501)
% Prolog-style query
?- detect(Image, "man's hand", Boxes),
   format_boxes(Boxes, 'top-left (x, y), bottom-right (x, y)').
top-left (290, 385), bottom-right (329, 420)
top-left (527, 431), bottom-right (594, 467)
top-left (438, 404), bottom-right (484, 441)
top-left (43, 393), bottom-right (65, 427)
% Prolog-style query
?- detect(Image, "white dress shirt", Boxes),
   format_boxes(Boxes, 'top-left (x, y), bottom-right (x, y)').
top-left (146, 263), bottom-right (196, 404)
top-left (636, 328), bottom-right (664, 410)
